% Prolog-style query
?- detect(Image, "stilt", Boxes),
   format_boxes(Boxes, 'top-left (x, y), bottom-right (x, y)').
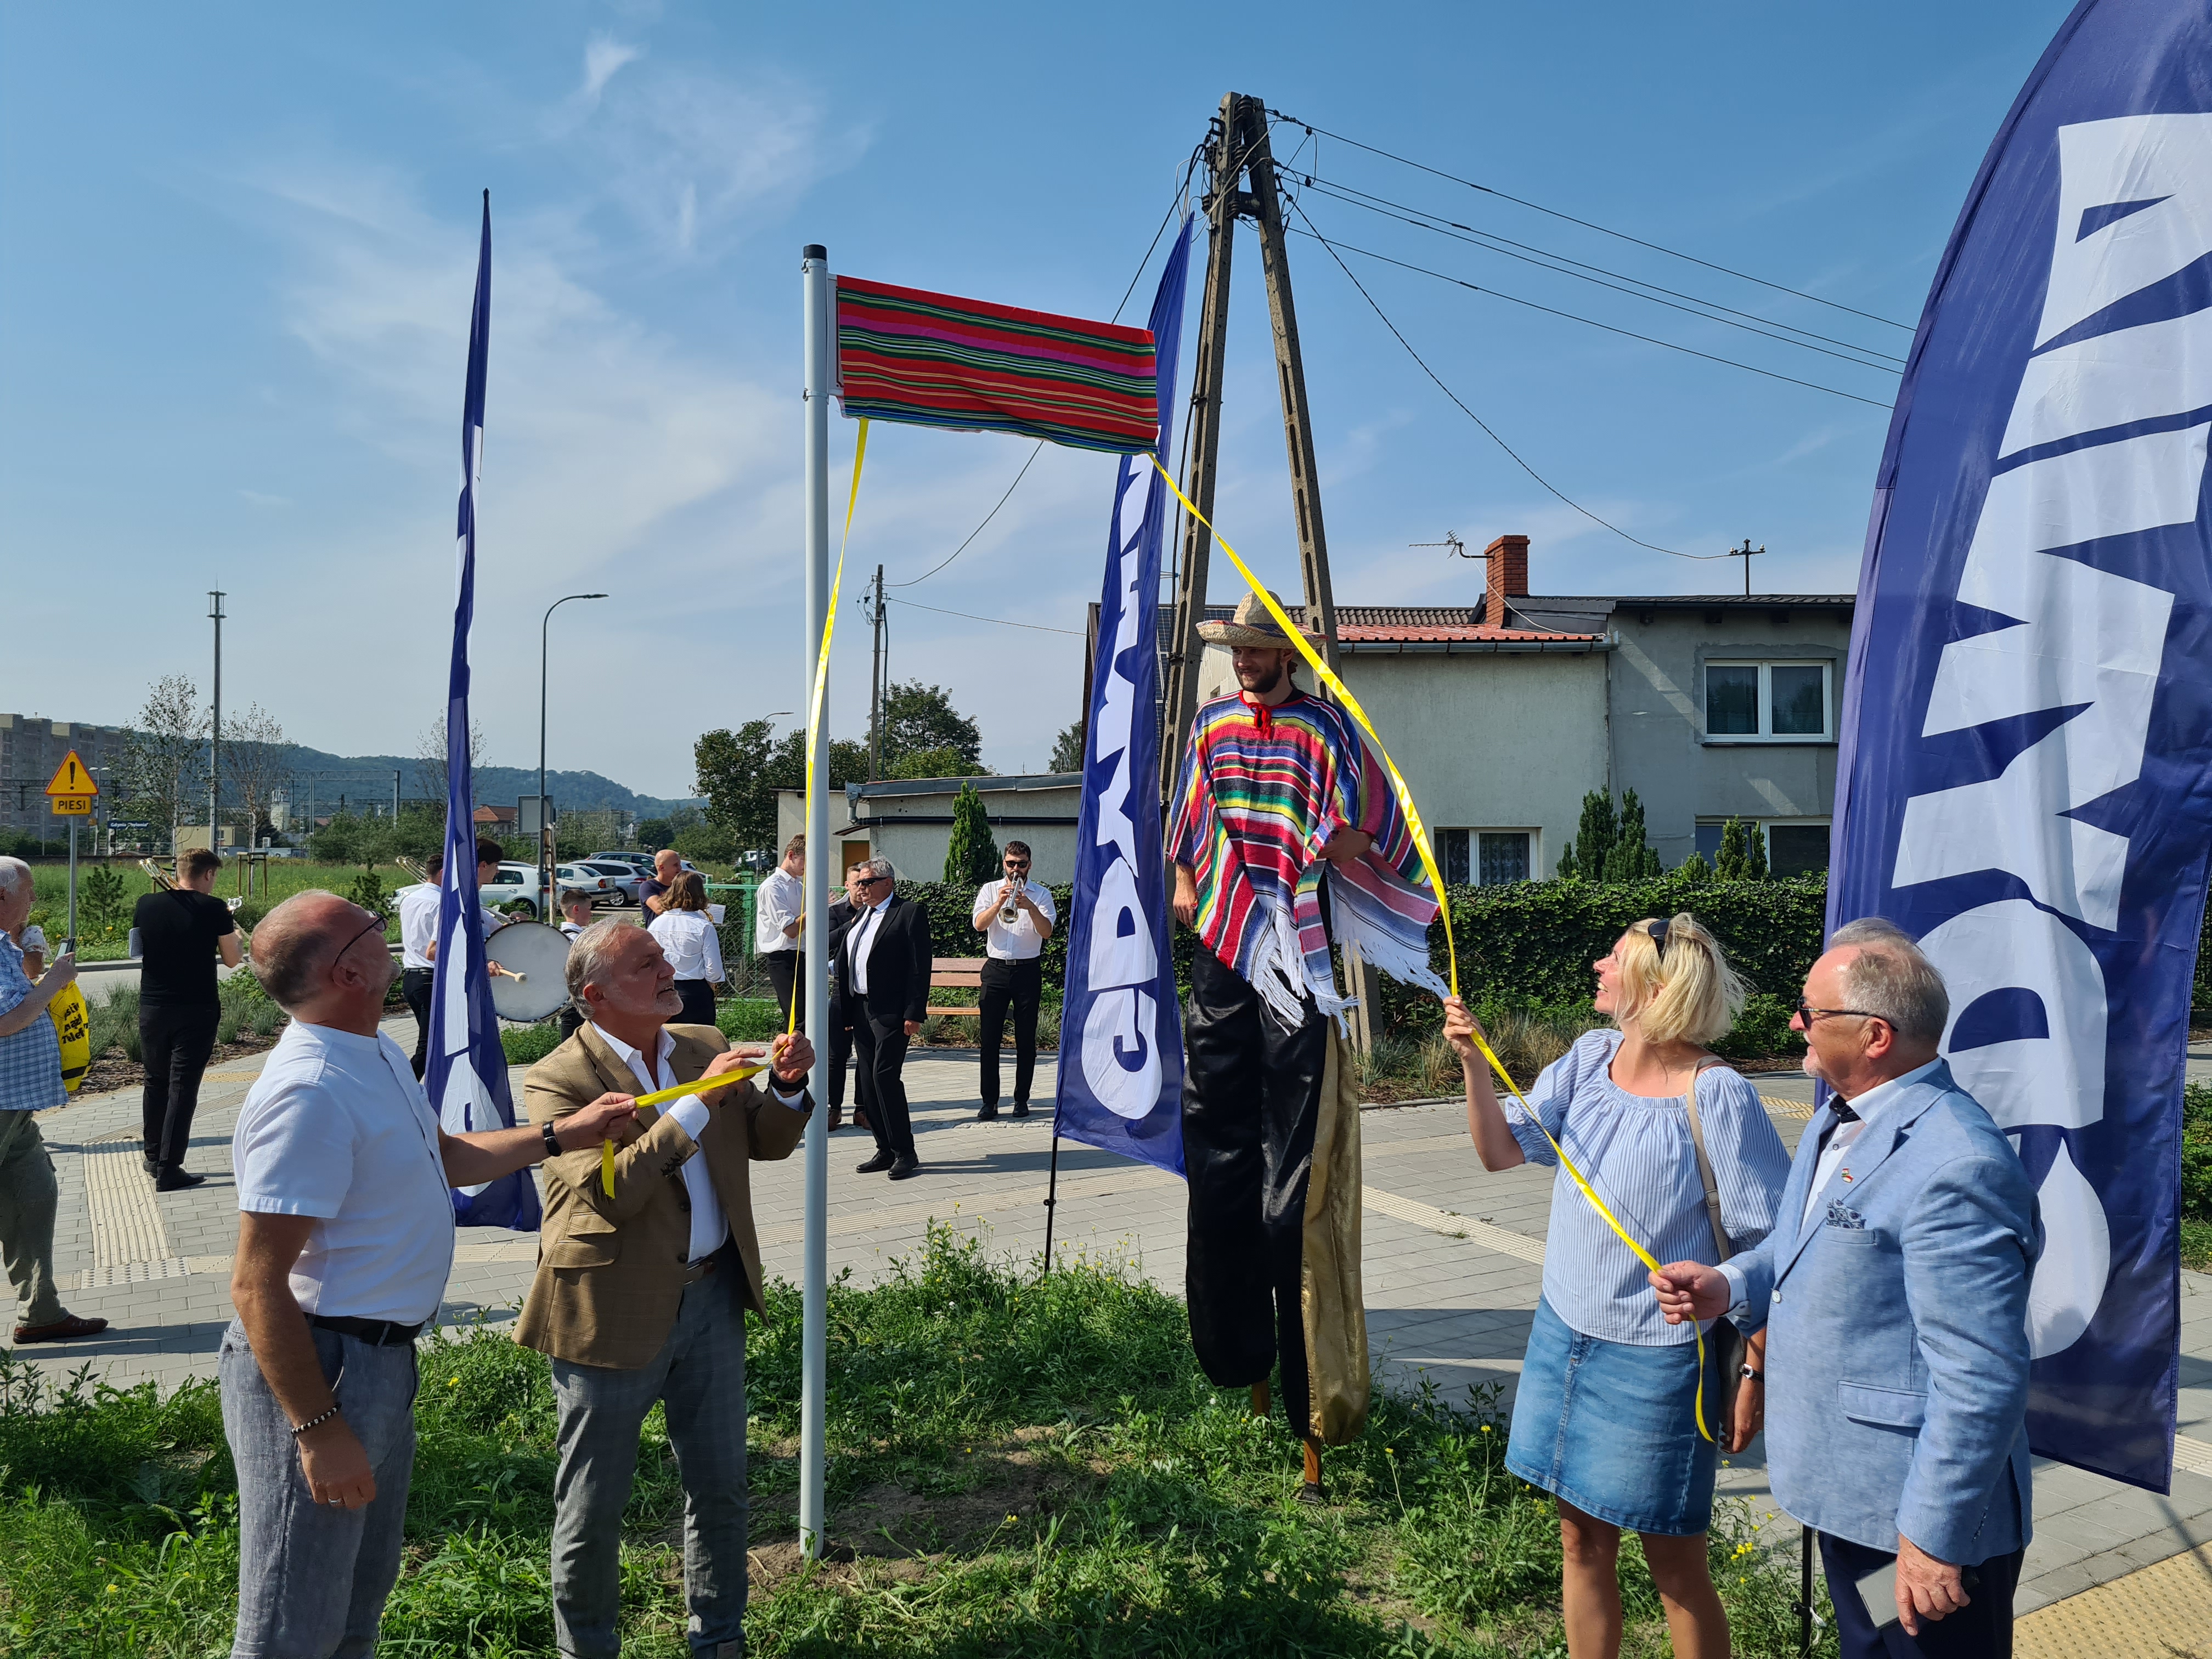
top-left (1300, 1436), bottom-right (1324, 1505)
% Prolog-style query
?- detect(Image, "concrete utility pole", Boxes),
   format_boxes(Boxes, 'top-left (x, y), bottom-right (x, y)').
top-left (867, 563), bottom-right (887, 780)
top-left (208, 590), bottom-right (225, 849)
top-left (1158, 90), bottom-right (1373, 1043)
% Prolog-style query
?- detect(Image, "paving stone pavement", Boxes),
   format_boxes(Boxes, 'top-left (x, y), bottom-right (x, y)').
top-left (15, 1025), bottom-right (2212, 1625)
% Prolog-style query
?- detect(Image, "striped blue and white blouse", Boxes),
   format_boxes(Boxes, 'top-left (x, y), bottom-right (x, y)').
top-left (1506, 1028), bottom-right (1790, 1346)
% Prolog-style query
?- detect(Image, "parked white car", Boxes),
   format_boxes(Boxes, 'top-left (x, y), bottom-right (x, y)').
top-left (482, 862), bottom-right (617, 920)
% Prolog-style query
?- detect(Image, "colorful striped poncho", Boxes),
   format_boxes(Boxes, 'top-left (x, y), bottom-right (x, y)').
top-left (1169, 690), bottom-right (1444, 1029)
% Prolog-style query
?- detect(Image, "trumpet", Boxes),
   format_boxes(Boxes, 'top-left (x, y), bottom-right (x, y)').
top-left (998, 872), bottom-right (1023, 926)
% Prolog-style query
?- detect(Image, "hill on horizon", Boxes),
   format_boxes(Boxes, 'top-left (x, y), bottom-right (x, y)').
top-left (281, 743), bottom-right (701, 820)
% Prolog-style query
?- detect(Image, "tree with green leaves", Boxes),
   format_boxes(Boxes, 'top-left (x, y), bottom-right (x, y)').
top-left (1600, 789), bottom-right (1663, 882)
top-left (310, 811), bottom-right (393, 873)
top-left (881, 680), bottom-right (984, 776)
top-left (1714, 817), bottom-right (1769, 882)
top-left (943, 781), bottom-right (999, 885)
top-left (1049, 718), bottom-right (1086, 774)
top-left (695, 720), bottom-right (869, 851)
top-left (1676, 850), bottom-right (1712, 885)
top-left (889, 746), bottom-right (970, 781)
top-left (119, 674), bottom-right (206, 839)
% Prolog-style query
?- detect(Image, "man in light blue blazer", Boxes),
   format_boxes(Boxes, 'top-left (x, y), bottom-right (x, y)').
top-left (1652, 919), bottom-right (2040, 1658)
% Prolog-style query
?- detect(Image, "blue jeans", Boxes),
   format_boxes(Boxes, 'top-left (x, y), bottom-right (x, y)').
top-left (549, 1258), bottom-right (751, 1657)
top-left (219, 1319), bottom-right (420, 1658)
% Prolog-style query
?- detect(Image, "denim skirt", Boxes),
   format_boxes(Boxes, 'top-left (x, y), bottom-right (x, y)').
top-left (1504, 1295), bottom-right (1723, 1536)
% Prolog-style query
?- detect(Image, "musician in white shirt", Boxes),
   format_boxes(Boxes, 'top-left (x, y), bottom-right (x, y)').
top-left (754, 836), bottom-right (805, 1032)
top-left (394, 843), bottom-right (512, 1080)
top-left (647, 872), bottom-right (725, 1029)
top-left (969, 842), bottom-right (1054, 1120)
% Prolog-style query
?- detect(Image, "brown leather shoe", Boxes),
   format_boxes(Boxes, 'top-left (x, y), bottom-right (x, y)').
top-left (14, 1313), bottom-right (109, 1344)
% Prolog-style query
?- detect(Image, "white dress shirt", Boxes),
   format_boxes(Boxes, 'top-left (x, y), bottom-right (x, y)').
top-left (845, 894), bottom-right (893, 995)
top-left (233, 1020), bottom-right (456, 1324)
top-left (599, 1026), bottom-right (727, 1266)
top-left (648, 910), bottom-right (725, 983)
top-left (398, 883), bottom-right (503, 971)
top-left (597, 1025), bottom-right (805, 1266)
top-left (972, 879), bottom-right (1054, 961)
top-left (755, 868), bottom-right (802, 955)
top-left (1797, 1057), bottom-right (1942, 1234)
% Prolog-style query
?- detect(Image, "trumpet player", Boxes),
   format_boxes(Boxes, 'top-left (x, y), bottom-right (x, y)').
top-left (968, 842), bottom-right (1053, 1121)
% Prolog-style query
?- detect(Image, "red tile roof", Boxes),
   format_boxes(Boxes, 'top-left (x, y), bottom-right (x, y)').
top-left (1338, 622), bottom-right (1601, 644)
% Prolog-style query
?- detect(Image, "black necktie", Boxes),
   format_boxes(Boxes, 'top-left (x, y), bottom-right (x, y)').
top-left (1829, 1099), bottom-right (1860, 1122)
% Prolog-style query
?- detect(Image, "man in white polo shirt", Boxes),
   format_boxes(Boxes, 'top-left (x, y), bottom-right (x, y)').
top-left (969, 840), bottom-right (1054, 1121)
top-left (754, 833), bottom-right (805, 1032)
top-left (224, 890), bottom-right (635, 1659)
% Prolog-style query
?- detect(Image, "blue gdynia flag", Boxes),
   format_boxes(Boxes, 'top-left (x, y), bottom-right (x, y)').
top-left (428, 193), bottom-right (540, 1232)
top-left (1831, 0), bottom-right (2208, 1491)
top-left (1052, 215), bottom-right (1193, 1176)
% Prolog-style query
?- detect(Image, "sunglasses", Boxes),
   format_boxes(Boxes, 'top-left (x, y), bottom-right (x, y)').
top-left (1644, 918), bottom-right (1670, 953)
top-left (1004, 860), bottom-right (1030, 871)
top-left (1792, 995), bottom-right (1882, 1026)
top-left (329, 913), bottom-right (387, 982)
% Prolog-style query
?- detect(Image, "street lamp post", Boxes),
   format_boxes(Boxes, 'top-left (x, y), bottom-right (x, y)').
top-left (540, 592), bottom-right (608, 913)
top-left (208, 590), bottom-right (225, 853)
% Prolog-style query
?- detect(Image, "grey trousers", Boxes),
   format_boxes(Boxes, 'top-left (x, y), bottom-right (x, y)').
top-left (220, 1318), bottom-right (420, 1659)
top-left (0, 1110), bottom-right (65, 1328)
top-left (550, 1260), bottom-right (750, 1658)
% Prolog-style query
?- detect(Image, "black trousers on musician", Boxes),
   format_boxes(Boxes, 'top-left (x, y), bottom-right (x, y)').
top-left (765, 951), bottom-right (803, 1033)
top-left (1180, 945), bottom-right (1330, 1436)
top-left (140, 1003), bottom-right (220, 1172)
top-left (1819, 1531), bottom-right (2023, 1659)
top-left (849, 991), bottom-right (916, 1160)
top-left (674, 979), bottom-right (717, 1030)
top-left (402, 967), bottom-right (436, 1079)
top-left (977, 957), bottom-right (1042, 1109)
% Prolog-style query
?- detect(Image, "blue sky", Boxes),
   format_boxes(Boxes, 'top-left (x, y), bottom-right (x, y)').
top-left (1, 2), bottom-right (2075, 796)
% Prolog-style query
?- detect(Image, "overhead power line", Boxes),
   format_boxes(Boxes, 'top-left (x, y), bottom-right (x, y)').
top-left (890, 596), bottom-right (1084, 636)
top-left (1283, 208), bottom-right (1896, 410)
top-left (1289, 172), bottom-right (1905, 369)
top-left (1267, 108), bottom-right (1917, 333)
top-left (1281, 190), bottom-right (1734, 561)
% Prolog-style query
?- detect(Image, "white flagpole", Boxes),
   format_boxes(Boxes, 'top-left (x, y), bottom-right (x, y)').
top-left (798, 242), bottom-right (832, 1558)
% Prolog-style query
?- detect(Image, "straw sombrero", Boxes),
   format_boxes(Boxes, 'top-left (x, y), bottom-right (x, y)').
top-left (1196, 589), bottom-right (1329, 648)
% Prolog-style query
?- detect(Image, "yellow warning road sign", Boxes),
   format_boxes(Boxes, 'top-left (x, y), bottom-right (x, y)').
top-left (50, 796), bottom-right (92, 816)
top-left (44, 751), bottom-right (98, 797)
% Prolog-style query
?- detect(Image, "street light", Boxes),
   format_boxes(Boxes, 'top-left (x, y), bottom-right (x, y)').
top-left (540, 592), bottom-right (609, 912)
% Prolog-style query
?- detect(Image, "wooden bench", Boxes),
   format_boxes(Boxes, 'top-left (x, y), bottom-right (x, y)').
top-left (928, 956), bottom-right (986, 1019)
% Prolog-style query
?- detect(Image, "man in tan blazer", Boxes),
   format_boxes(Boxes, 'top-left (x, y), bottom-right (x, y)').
top-left (518, 917), bottom-right (812, 1659)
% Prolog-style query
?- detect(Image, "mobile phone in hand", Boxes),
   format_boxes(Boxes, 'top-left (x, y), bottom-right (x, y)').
top-left (1855, 1560), bottom-right (1901, 1630)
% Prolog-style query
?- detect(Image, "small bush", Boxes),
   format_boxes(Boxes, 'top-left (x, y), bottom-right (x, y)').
top-left (500, 1022), bottom-right (566, 1065)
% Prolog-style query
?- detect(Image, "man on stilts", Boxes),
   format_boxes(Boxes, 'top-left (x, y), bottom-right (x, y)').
top-left (1169, 591), bottom-right (1443, 1498)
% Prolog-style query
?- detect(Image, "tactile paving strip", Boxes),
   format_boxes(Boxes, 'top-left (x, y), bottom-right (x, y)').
top-left (78, 1130), bottom-right (189, 1288)
top-left (2014, 1544), bottom-right (2212, 1658)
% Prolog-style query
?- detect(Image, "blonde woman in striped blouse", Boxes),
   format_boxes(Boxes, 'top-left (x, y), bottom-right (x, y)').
top-left (1443, 913), bottom-right (1790, 1659)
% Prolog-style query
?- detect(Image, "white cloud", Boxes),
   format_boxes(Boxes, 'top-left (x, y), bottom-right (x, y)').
top-left (579, 35), bottom-right (642, 108)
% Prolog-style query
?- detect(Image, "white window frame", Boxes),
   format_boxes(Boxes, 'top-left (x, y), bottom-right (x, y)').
top-left (1703, 659), bottom-right (1833, 743)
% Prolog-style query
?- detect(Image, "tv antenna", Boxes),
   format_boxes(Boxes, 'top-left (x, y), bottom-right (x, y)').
top-left (1410, 533), bottom-right (1469, 558)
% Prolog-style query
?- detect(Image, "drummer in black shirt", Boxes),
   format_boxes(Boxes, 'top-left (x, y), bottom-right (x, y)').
top-left (131, 848), bottom-right (242, 1189)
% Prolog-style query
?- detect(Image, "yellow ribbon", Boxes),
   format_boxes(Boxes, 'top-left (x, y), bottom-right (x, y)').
top-left (791, 419), bottom-right (870, 1037)
top-left (597, 1063), bottom-right (776, 1199)
top-left (1146, 454), bottom-right (1718, 1442)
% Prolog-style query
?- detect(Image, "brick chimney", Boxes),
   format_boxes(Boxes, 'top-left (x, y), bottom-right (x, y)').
top-left (1485, 534), bottom-right (1529, 626)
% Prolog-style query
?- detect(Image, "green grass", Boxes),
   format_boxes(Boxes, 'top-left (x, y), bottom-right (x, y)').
top-left (0, 1228), bottom-right (1829, 1657)
top-left (25, 860), bottom-right (417, 960)
top-left (2184, 1083), bottom-right (2211, 1272)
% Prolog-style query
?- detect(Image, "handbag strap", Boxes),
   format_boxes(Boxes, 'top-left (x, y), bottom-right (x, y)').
top-left (1684, 1060), bottom-right (1733, 1263)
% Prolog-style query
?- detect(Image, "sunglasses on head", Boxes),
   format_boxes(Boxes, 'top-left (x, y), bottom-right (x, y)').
top-left (1644, 918), bottom-right (1670, 955)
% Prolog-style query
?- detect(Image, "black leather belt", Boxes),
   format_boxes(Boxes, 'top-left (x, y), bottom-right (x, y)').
top-left (308, 1313), bottom-right (425, 1347)
top-left (679, 1239), bottom-right (736, 1286)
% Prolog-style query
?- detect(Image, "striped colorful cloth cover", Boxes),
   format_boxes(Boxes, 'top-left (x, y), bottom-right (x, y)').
top-left (1170, 690), bottom-right (1444, 1029)
top-left (834, 276), bottom-right (1158, 453)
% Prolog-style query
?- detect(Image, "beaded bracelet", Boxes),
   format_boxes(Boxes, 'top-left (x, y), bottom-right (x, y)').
top-left (291, 1404), bottom-right (342, 1437)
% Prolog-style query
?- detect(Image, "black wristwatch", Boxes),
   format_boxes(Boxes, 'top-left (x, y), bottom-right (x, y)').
top-left (1739, 1365), bottom-right (1764, 1384)
top-left (540, 1122), bottom-right (562, 1161)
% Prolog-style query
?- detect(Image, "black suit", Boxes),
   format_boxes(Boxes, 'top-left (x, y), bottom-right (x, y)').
top-left (842, 894), bottom-right (934, 1161)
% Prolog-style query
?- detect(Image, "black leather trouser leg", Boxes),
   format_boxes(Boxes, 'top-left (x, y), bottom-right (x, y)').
top-left (1180, 946), bottom-right (1329, 1434)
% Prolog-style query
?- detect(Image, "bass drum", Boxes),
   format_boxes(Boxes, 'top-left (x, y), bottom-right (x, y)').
top-left (484, 922), bottom-right (576, 1023)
